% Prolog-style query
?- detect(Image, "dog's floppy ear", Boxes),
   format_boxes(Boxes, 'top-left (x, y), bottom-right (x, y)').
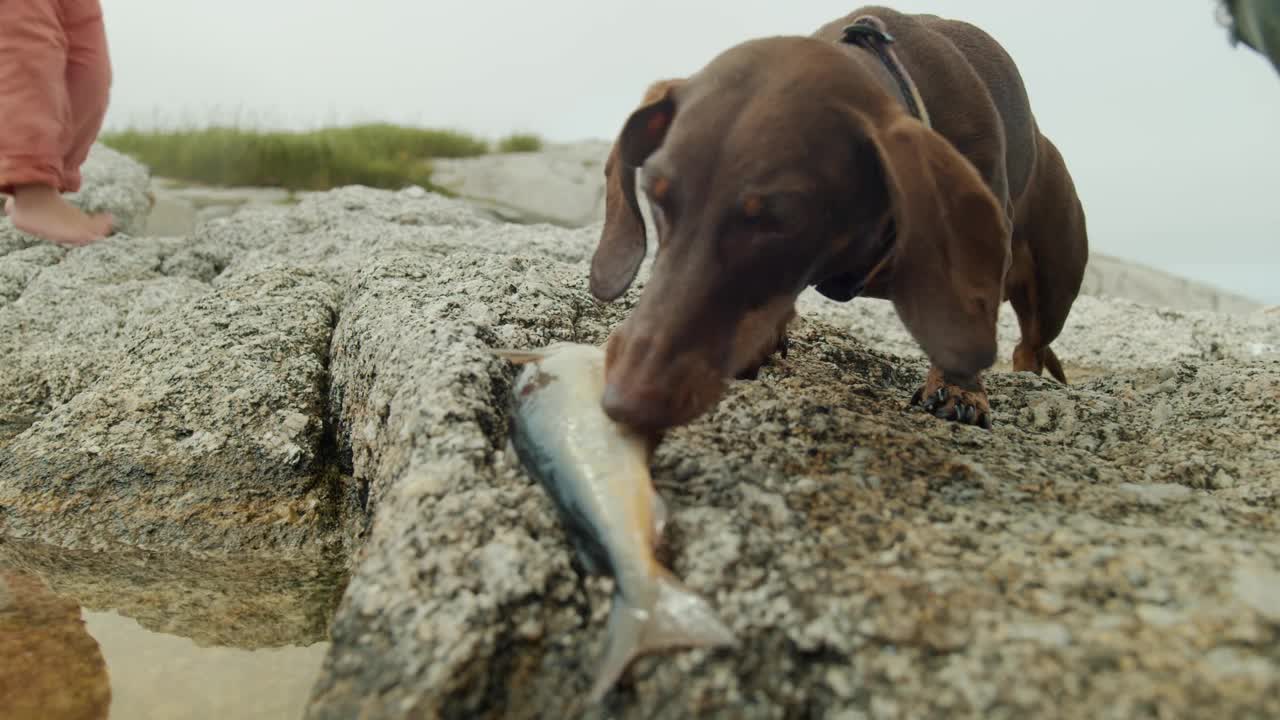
top-left (850, 109), bottom-right (1011, 377)
top-left (590, 79), bottom-right (683, 302)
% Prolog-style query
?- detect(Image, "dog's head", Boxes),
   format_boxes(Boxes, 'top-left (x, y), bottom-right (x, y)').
top-left (592, 36), bottom-right (1010, 432)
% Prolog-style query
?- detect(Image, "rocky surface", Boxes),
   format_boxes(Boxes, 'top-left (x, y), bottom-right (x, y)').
top-left (2, 144), bottom-right (1278, 719)
top-left (0, 263), bottom-right (351, 558)
top-left (428, 141), bottom-right (611, 227)
top-left (305, 256), bottom-right (1280, 720)
top-left (1078, 254), bottom-right (1262, 315)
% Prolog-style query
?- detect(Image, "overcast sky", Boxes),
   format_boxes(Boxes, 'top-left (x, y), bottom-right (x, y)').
top-left (102, 1), bottom-right (1279, 304)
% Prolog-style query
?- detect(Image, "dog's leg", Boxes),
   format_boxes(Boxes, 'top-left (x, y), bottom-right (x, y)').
top-left (1008, 281), bottom-right (1047, 374)
top-left (1007, 134), bottom-right (1087, 386)
top-left (734, 333), bottom-right (789, 380)
top-left (1008, 283), bottom-right (1069, 385)
top-left (730, 299), bottom-right (796, 381)
top-left (910, 366), bottom-right (992, 429)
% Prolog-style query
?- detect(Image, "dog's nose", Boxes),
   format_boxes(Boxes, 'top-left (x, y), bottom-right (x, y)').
top-left (602, 381), bottom-right (674, 431)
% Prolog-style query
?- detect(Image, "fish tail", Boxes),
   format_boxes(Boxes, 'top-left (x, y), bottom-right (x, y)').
top-left (587, 571), bottom-right (736, 704)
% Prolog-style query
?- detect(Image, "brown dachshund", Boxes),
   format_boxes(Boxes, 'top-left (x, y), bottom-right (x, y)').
top-left (590, 6), bottom-right (1089, 431)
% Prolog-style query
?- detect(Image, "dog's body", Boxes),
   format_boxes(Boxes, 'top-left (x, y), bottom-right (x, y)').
top-left (591, 6), bottom-right (1089, 431)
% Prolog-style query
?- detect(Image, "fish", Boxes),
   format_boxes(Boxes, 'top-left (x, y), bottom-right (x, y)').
top-left (493, 341), bottom-right (735, 703)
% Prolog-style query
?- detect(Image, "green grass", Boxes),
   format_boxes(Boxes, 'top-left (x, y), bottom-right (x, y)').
top-left (99, 124), bottom-right (543, 192)
top-left (495, 133), bottom-right (544, 154)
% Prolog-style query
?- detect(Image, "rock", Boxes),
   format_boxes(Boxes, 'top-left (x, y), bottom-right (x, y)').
top-left (143, 177), bottom-right (298, 237)
top-left (0, 236), bottom-right (211, 418)
top-left (1079, 253), bottom-right (1262, 314)
top-left (1004, 622), bottom-right (1073, 648)
top-left (305, 243), bottom-right (1280, 718)
top-left (0, 166), bottom-right (1277, 718)
top-left (143, 191), bottom-right (197, 237)
top-left (0, 265), bottom-right (353, 559)
top-left (65, 143), bottom-right (154, 237)
top-left (428, 141), bottom-right (612, 227)
top-left (1135, 604), bottom-right (1184, 628)
top-left (1116, 483), bottom-right (1194, 505)
top-left (0, 243), bottom-right (63, 306)
top-left (1203, 647), bottom-right (1277, 681)
top-left (796, 291), bottom-right (1280, 379)
top-left (0, 145), bottom-right (203, 431)
top-left (1232, 565), bottom-right (1280, 624)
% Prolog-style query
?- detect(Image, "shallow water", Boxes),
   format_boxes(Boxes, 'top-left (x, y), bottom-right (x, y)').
top-left (0, 538), bottom-right (346, 720)
top-left (83, 611), bottom-right (327, 720)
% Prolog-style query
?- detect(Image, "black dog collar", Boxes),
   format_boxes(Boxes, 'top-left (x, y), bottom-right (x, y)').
top-left (840, 18), bottom-right (924, 122)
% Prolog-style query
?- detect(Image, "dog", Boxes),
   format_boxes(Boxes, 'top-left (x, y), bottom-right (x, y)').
top-left (590, 6), bottom-right (1089, 432)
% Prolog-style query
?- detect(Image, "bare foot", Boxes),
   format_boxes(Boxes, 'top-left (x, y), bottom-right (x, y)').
top-left (3, 195), bottom-right (12, 216)
top-left (8, 184), bottom-right (113, 247)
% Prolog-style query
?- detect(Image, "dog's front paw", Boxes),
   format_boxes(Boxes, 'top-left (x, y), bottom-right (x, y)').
top-left (910, 367), bottom-right (992, 429)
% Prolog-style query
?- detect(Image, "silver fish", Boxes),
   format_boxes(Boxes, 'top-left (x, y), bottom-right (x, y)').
top-left (494, 341), bottom-right (735, 703)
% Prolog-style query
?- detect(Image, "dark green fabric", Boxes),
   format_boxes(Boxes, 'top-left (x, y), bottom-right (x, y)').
top-left (1225, 0), bottom-right (1280, 75)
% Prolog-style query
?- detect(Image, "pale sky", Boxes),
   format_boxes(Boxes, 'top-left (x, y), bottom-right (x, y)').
top-left (102, 1), bottom-right (1280, 304)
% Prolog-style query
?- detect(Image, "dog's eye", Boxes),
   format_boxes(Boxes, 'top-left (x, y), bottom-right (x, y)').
top-left (740, 195), bottom-right (788, 236)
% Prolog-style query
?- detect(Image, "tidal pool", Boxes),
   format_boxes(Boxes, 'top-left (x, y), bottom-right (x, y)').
top-left (0, 538), bottom-right (346, 719)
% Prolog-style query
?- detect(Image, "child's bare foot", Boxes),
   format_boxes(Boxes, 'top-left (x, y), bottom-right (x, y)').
top-left (3, 195), bottom-right (12, 217)
top-left (8, 184), bottom-right (113, 246)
